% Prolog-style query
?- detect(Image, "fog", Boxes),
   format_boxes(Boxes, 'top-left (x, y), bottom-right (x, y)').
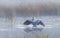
top-left (0, 3), bottom-right (60, 18)
top-left (0, 0), bottom-right (60, 38)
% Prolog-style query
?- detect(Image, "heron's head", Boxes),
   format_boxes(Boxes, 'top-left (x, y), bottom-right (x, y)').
top-left (32, 17), bottom-right (35, 21)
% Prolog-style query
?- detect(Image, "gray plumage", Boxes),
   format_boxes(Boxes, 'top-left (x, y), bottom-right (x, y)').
top-left (23, 18), bottom-right (45, 27)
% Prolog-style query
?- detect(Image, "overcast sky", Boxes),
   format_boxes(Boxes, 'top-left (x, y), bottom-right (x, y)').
top-left (0, 0), bottom-right (60, 5)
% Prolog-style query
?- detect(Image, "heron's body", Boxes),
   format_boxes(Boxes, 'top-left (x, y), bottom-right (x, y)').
top-left (23, 17), bottom-right (45, 27)
top-left (23, 17), bottom-right (45, 32)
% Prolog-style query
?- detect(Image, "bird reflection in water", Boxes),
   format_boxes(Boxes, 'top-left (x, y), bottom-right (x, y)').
top-left (23, 17), bottom-right (45, 33)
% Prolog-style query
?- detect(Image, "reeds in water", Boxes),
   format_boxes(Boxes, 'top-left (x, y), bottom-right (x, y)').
top-left (40, 33), bottom-right (48, 38)
top-left (24, 33), bottom-right (28, 38)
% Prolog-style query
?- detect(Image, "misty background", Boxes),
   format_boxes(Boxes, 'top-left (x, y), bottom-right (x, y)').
top-left (0, 0), bottom-right (60, 17)
top-left (0, 0), bottom-right (60, 38)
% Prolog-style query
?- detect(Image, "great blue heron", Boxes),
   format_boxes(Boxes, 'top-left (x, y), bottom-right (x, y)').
top-left (23, 17), bottom-right (45, 27)
top-left (23, 17), bottom-right (45, 33)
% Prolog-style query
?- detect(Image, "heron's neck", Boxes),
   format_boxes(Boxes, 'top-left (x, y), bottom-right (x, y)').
top-left (32, 17), bottom-right (34, 21)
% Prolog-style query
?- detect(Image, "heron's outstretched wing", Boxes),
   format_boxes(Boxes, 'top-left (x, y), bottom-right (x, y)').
top-left (36, 20), bottom-right (45, 27)
top-left (23, 20), bottom-right (32, 25)
top-left (39, 21), bottom-right (45, 27)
